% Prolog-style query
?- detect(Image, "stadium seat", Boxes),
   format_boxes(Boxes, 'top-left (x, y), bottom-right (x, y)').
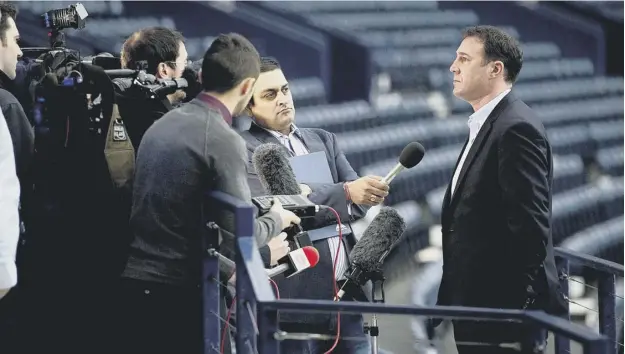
top-left (515, 77), bottom-right (624, 104)
top-left (290, 77), bottom-right (327, 107)
top-left (535, 96), bottom-right (624, 127)
top-left (357, 26), bottom-right (520, 49)
top-left (295, 100), bottom-right (374, 133)
top-left (561, 215), bottom-right (624, 270)
top-left (516, 58), bottom-right (595, 83)
top-left (596, 146), bottom-right (624, 177)
top-left (361, 144), bottom-right (462, 204)
top-left (548, 125), bottom-right (593, 157)
top-left (552, 178), bottom-right (624, 243)
top-left (590, 120), bottom-right (625, 150)
top-left (553, 154), bottom-right (586, 193)
top-left (374, 42), bottom-right (560, 71)
top-left (308, 10), bottom-right (480, 31)
top-left (339, 118), bottom-right (467, 171)
top-left (395, 201), bottom-right (429, 250)
top-left (426, 186), bottom-right (447, 223)
top-left (296, 98), bottom-right (433, 134)
top-left (265, 1), bottom-right (440, 14)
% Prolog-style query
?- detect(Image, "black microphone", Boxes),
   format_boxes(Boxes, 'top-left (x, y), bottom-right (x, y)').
top-left (251, 142), bottom-right (318, 246)
top-left (252, 142), bottom-right (301, 195)
top-left (335, 207), bottom-right (406, 301)
top-left (251, 143), bottom-right (321, 220)
top-left (382, 142), bottom-right (426, 184)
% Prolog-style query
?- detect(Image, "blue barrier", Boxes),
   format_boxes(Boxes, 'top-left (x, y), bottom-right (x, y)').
top-left (555, 247), bottom-right (625, 354)
top-left (203, 191), bottom-right (610, 354)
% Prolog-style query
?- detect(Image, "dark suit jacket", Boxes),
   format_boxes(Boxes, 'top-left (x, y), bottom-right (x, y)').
top-left (437, 92), bottom-right (567, 316)
top-left (240, 122), bottom-right (370, 325)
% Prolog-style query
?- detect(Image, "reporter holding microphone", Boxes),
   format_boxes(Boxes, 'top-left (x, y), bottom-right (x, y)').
top-left (240, 57), bottom-right (388, 354)
top-left (114, 34), bottom-right (300, 354)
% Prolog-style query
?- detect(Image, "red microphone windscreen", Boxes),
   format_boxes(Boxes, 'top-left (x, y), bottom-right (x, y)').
top-left (302, 246), bottom-right (320, 267)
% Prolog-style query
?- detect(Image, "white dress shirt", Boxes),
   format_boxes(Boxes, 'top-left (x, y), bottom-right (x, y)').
top-left (451, 89), bottom-right (511, 197)
top-left (265, 125), bottom-right (349, 280)
top-left (0, 110), bottom-right (20, 290)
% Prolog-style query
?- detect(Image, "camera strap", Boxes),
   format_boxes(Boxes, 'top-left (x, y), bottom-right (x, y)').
top-left (104, 103), bottom-right (135, 190)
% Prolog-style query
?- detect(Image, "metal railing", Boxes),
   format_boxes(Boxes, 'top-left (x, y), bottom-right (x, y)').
top-left (555, 247), bottom-right (625, 354)
top-left (203, 191), bottom-right (611, 354)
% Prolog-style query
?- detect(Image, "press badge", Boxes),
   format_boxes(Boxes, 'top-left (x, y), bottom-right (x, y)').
top-left (113, 120), bottom-right (128, 141)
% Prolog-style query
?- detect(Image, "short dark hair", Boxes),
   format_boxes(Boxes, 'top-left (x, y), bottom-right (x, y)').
top-left (201, 33), bottom-right (260, 93)
top-left (462, 25), bottom-right (523, 83)
top-left (248, 56), bottom-right (282, 107)
top-left (0, 2), bottom-right (17, 46)
top-left (260, 56), bottom-right (281, 73)
top-left (120, 27), bottom-right (184, 74)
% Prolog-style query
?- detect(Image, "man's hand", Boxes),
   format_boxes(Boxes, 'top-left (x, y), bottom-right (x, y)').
top-left (346, 175), bottom-right (389, 206)
top-left (299, 184), bottom-right (312, 197)
top-left (269, 197), bottom-right (302, 230)
top-left (267, 232), bottom-right (290, 266)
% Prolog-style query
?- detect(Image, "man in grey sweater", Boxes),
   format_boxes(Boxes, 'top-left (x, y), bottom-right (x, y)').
top-left (116, 33), bottom-right (300, 354)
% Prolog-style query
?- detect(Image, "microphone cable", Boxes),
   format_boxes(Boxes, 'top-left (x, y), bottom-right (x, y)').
top-left (220, 270), bottom-right (281, 354)
top-left (324, 206), bottom-right (342, 354)
top-left (219, 206), bottom-right (343, 354)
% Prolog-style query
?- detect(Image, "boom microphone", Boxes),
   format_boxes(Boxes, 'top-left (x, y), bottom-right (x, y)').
top-left (335, 207), bottom-right (406, 301)
top-left (252, 143), bottom-right (301, 195)
top-left (251, 143), bottom-right (321, 222)
top-left (266, 246), bottom-right (320, 278)
top-left (382, 142), bottom-right (425, 184)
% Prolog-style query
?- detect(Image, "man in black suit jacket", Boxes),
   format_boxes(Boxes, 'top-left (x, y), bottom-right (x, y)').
top-left (436, 26), bottom-right (567, 354)
top-left (240, 57), bottom-right (390, 354)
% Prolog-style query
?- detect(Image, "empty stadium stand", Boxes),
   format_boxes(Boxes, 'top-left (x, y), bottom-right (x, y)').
top-left (251, 2), bottom-right (623, 352)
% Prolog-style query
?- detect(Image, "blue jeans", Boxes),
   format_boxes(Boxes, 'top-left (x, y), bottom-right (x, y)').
top-left (280, 313), bottom-right (371, 354)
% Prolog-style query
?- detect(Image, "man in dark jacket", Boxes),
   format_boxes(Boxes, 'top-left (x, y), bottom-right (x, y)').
top-left (241, 57), bottom-right (389, 354)
top-left (436, 26), bottom-right (566, 354)
top-left (116, 34), bottom-right (301, 354)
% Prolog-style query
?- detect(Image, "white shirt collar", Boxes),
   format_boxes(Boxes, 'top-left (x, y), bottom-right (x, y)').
top-left (263, 124), bottom-right (302, 140)
top-left (468, 89), bottom-right (511, 137)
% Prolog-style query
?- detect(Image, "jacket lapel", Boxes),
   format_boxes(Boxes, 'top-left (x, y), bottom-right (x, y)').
top-left (248, 122), bottom-right (293, 156)
top-left (446, 92), bottom-right (516, 214)
top-left (442, 137), bottom-right (469, 225)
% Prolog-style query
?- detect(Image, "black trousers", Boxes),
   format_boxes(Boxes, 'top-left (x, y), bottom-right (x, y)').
top-left (453, 320), bottom-right (548, 354)
top-left (113, 278), bottom-right (204, 354)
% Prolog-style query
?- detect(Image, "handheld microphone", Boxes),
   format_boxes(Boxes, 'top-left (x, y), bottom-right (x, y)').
top-left (266, 245), bottom-right (320, 278)
top-left (335, 207), bottom-right (406, 301)
top-left (210, 246), bottom-right (320, 279)
top-left (382, 142), bottom-right (425, 184)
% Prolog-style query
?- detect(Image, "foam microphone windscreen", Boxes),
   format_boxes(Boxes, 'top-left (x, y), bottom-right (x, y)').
top-left (349, 207), bottom-right (406, 273)
top-left (399, 142), bottom-right (425, 168)
top-left (252, 143), bottom-right (301, 195)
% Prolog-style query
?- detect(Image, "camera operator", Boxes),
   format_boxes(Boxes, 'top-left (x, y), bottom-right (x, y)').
top-left (114, 33), bottom-right (300, 354)
top-left (117, 26), bottom-right (188, 149)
